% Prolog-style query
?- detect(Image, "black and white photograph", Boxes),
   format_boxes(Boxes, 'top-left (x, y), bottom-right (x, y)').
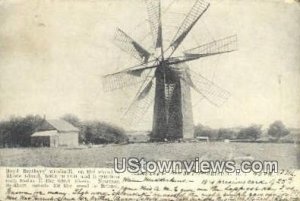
top-left (0, 0), bottom-right (299, 200)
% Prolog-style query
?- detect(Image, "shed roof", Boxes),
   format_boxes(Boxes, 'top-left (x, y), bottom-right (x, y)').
top-left (47, 119), bottom-right (79, 132)
top-left (32, 130), bottom-right (58, 137)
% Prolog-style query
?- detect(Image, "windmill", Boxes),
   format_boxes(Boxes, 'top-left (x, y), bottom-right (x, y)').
top-left (103, 0), bottom-right (237, 141)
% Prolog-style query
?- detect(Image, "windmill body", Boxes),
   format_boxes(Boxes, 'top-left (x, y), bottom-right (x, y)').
top-left (103, 0), bottom-right (237, 142)
top-left (152, 62), bottom-right (194, 141)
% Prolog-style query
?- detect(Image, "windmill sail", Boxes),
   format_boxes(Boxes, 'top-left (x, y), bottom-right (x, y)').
top-left (184, 35), bottom-right (238, 57)
top-left (102, 61), bottom-right (159, 92)
top-left (169, 0), bottom-right (210, 54)
top-left (103, 71), bottom-right (148, 92)
top-left (183, 69), bottom-right (230, 106)
top-left (137, 80), bottom-right (153, 100)
top-left (114, 28), bottom-right (151, 63)
top-left (122, 80), bottom-right (155, 126)
top-left (145, 0), bottom-right (163, 49)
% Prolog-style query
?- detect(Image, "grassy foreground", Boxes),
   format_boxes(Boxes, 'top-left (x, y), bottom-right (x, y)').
top-left (0, 142), bottom-right (299, 169)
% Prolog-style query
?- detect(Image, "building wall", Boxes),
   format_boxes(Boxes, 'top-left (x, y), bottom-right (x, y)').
top-left (31, 136), bottom-right (59, 147)
top-left (50, 136), bottom-right (59, 147)
top-left (58, 132), bottom-right (78, 147)
top-left (180, 72), bottom-right (194, 139)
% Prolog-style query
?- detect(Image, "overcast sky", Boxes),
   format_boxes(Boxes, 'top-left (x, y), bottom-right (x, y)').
top-left (0, 0), bottom-right (299, 129)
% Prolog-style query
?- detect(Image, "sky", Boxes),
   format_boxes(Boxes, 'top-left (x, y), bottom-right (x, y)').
top-left (0, 0), bottom-right (299, 130)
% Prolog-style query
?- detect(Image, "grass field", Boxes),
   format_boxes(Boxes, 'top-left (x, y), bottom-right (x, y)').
top-left (0, 142), bottom-right (299, 169)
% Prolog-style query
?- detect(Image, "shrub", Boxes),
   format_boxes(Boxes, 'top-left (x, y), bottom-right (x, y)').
top-left (237, 124), bottom-right (262, 140)
top-left (194, 124), bottom-right (218, 140)
top-left (0, 115), bottom-right (44, 147)
top-left (80, 121), bottom-right (128, 144)
top-left (218, 128), bottom-right (238, 140)
top-left (268, 121), bottom-right (289, 142)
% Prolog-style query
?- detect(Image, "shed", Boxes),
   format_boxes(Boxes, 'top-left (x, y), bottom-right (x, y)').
top-left (31, 119), bottom-right (79, 147)
top-left (127, 130), bottom-right (150, 143)
top-left (31, 130), bottom-right (59, 147)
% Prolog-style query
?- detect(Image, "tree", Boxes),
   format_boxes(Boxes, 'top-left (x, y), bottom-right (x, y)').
top-left (0, 121), bottom-right (12, 147)
top-left (60, 114), bottom-right (81, 127)
top-left (237, 124), bottom-right (262, 141)
top-left (268, 121), bottom-right (290, 142)
top-left (80, 121), bottom-right (128, 144)
top-left (218, 128), bottom-right (238, 140)
top-left (0, 115), bottom-right (44, 147)
top-left (194, 124), bottom-right (218, 140)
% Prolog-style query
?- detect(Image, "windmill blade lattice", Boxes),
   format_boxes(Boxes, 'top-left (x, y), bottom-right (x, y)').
top-left (184, 35), bottom-right (238, 57)
top-left (183, 69), bottom-right (230, 107)
top-left (169, 0), bottom-right (210, 54)
top-left (103, 69), bottom-right (152, 92)
top-left (145, 0), bottom-right (162, 49)
top-left (122, 79), bottom-right (155, 126)
top-left (114, 28), bottom-right (151, 63)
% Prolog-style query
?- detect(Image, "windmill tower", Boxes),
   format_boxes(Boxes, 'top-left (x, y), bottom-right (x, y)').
top-left (103, 0), bottom-right (237, 141)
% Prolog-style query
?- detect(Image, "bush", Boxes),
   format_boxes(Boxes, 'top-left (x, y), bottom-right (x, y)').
top-left (60, 114), bottom-right (128, 144)
top-left (218, 128), bottom-right (238, 140)
top-left (0, 115), bottom-right (44, 147)
top-left (61, 114), bottom-right (81, 127)
top-left (80, 121), bottom-right (128, 144)
top-left (194, 124), bottom-right (218, 140)
top-left (237, 124), bottom-right (262, 140)
top-left (268, 121), bottom-right (289, 142)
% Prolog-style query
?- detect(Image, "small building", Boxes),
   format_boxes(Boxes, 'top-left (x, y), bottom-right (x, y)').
top-left (127, 130), bottom-right (150, 143)
top-left (31, 119), bottom-right (79, 147)
top-left (196, 136), bottom-right (210, 142)
top-left (31, 130), bottom-right (59, 147)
